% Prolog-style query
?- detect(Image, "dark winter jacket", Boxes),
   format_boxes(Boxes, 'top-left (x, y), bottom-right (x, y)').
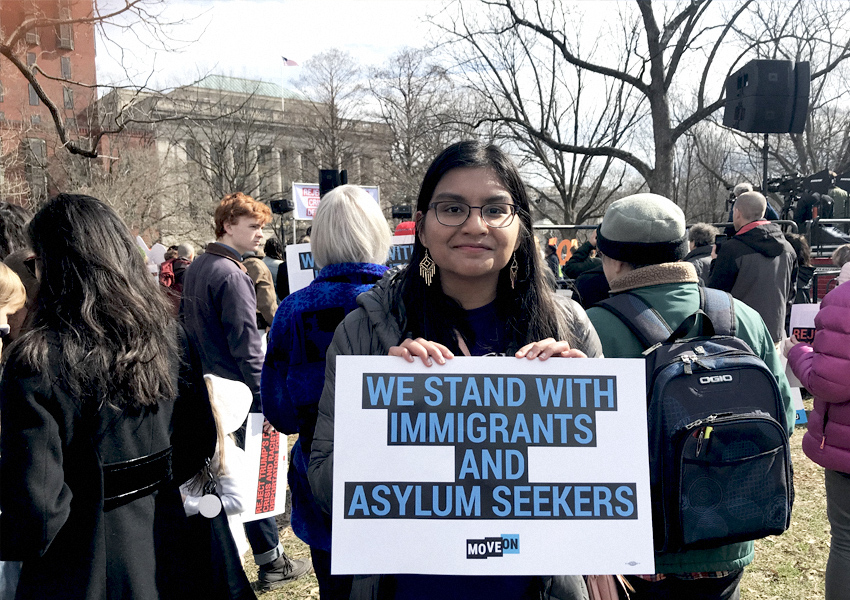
top-left (794, 264), bottom-right (815, 304)
top-left (0, 326), bottom-right (216, 600)
top-left (788, 281), bottom-right (850, 475)
top-left (573, 264), bottom-right (610, 308)
top-left (562, 241), bottom-right (601, 280)
top-left (180, 242), bottom-right (264, 410)
top-left (682, 244), bottom-right (713, 285)
top-left (261, 262), bottom-right (389, 551)
top-left (707, 221), bottom-right (797, 342)
top-left (307, 267), bottom-right (601, 600)
top-left (587, 262), bottom-right (794, 575)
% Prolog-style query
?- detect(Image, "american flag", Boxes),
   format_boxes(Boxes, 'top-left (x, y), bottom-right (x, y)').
top-left (282, 57), bottom-right (299, 67)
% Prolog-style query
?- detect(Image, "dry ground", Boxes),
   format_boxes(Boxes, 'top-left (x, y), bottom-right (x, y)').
top-left (251, 407), bottom-right (829, 599)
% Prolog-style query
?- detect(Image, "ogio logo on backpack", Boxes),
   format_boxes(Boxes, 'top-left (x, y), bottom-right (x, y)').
top-left (699, 374), bottom-right (733, 384)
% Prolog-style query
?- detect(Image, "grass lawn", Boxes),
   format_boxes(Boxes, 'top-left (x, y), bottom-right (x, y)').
top-left (251, 412), bottom-right (829, 599)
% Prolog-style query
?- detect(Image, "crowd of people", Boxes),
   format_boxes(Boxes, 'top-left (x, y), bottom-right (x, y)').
top-left (0, 140), bottom-right (846, 600)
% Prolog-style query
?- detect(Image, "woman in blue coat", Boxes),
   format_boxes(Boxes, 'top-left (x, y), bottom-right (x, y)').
top-left (262, 184), bottom-right (392, 599)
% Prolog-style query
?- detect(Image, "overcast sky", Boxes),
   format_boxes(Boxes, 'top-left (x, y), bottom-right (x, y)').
top-left (97, 0), bottom-right (442, 90)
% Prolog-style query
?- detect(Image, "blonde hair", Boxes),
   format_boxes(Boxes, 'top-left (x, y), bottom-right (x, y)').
top-left (311, 185), bottom-right (391, 269)
top-left (185, 379), bottom-right (228, 493)
top-left (0, 262), bottom-right (26, 312)
top-left (832, 243), bottom-right (850, 268)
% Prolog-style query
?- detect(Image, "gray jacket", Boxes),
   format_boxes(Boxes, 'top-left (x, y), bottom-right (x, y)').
top-left (308, 268), bottom-right (603, 515)
top-left (707, 222), bottom-right (796, 343)
top-left (683, 244), bottom-right (713, 286)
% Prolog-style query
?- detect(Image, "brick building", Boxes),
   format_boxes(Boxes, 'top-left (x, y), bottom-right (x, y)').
top-left (0, 0), bottom-right (97, 204)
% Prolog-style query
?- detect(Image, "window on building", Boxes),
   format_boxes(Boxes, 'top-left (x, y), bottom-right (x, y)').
top-left (25, 30), bottom-right (39, 46)
top-left (60, 56), bottom-right (72, 80)
top-left (0, 80), bottom-right (4, 102)
top-left (65, 116), bottom-right (77, 129)
top-left (26, 52), bottom-right (35, 67)
top-left (30, 115), bottom-right (41, 126)
top-left (25, 138), bottom-right (48, 203)
top-left (29, 85), bottom-right (39, 106)
top-left (258, 146), bottom-right (274, 199)
top-left (57, 8), bottom-right (74, 50)
top-left (63, 87), bottom-right (74, 109)
top-left (301, 150), bottom-right (315, 181)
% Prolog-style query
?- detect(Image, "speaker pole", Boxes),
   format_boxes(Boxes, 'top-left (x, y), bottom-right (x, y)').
top-left (762, 133), bottom-right (769, 196)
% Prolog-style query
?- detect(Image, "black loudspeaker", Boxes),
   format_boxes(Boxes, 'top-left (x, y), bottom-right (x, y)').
top-left (392, 204), bottom-right (413, 219)
top-left (319, 169), bottom-right (349, 197)
top-left (270, 199), bottom-right (294, 214)
top-left (319, 169), bottom-right (341, 197)
top-left (723, 60), bottom-right (810, 134)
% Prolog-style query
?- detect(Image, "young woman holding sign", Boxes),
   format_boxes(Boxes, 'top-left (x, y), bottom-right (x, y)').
top-left (308, 141), bottom-right (602, 599)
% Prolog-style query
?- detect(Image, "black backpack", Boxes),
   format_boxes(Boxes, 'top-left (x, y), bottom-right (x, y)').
top-left (598, 287), bottom-right (793, 552)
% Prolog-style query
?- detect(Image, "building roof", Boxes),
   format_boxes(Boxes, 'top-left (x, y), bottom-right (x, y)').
top-left (191, 74), bottom-right (303, 100)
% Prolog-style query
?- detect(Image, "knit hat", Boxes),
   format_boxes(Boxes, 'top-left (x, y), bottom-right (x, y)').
top-left (597, 193), bottom-right (688, 265)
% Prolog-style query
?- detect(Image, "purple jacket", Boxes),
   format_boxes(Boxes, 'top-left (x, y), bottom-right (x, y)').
top-left (788, 281), bottom-right (850, 474)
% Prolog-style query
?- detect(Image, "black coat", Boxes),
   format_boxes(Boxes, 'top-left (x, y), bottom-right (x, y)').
top-left (0, 326), bottom-right (216, 600)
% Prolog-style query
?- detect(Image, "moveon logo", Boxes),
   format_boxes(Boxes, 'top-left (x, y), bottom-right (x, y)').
top-left (699, 374), bottom-right (733, 385)
top-left (466, 535), bottom-right (520, 559)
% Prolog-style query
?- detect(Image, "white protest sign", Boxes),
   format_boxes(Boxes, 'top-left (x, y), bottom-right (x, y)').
top-left (292, 182), bottom-right (380, 220)
top-left (786, 303), bottom-right (821, 425)
top-left (286, 235), bottom-right (415, 293)
top-left (331, 356), bottom-right (654, 576)
top-left (788, 303), bottom-right (819, 345)
top-left (135, 236), bottom-right (168, 276)
top-left (285, 242), bottom-right (316, 293)
top-left (241, 413), bottom-right (289, 522)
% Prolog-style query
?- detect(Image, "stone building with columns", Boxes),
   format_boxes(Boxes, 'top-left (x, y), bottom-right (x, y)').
top-left (97, 74), bottom-right (391, 245)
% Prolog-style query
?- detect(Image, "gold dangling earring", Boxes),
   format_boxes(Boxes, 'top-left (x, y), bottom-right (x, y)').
top-left (509, 253), bottom-right (519, 289)
top-left (419, 248), bottom-right (436, 286)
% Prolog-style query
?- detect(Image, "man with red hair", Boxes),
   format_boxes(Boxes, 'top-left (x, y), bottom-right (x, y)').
top-left (181, 192), bottom-right (309, 589)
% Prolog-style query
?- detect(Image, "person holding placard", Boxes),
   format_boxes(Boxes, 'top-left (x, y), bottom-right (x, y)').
top-left (262, 184), bottom-right (391, 600)
top-left (308, 141), bottom-right (601, 599)
top-left (785, 281), bottom-right (850, 600)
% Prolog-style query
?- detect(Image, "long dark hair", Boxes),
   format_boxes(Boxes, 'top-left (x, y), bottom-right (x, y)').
top-left (10, 194), bottom-right (177, 407)
top-left (0, 202), bottom-right (33, 260)
top-left (395, 141), bottom-right (574, 351)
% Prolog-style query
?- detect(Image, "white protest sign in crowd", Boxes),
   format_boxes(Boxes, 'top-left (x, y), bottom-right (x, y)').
top-left (286, 235), bottom-right (415, 293)
top-left (784, 303), bottom-right (820, 425)
top-left (292, 183), bottom-right (380, 220)
top-left (330, 356), bottom-right (655, 576)
top-left (241, 414), bottom-right (289, 523)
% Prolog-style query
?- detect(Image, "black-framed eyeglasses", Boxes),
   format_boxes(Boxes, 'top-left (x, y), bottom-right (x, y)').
top-left (428, 202), bottom-right (517, 228)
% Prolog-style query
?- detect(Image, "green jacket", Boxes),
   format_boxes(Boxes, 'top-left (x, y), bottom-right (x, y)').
top-left (587, 263), bottom-right (794, 575)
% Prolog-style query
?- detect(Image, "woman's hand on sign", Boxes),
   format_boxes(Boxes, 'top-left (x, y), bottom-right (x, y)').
top-left (389, 337), bottom-right (454, 366)
top-left (516, 338), bottom-right (587, 361)
top-left (782, 335), bottom-right (801, 358)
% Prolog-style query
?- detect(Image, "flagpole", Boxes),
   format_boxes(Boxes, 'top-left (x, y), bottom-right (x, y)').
top-left (280, 57), bottom-right (286, 115)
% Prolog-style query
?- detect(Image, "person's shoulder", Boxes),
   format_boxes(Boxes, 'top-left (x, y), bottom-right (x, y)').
top-left (586, 303), bottom-right (629, 332)
top-left (729, 297), bottom-right (773, 346)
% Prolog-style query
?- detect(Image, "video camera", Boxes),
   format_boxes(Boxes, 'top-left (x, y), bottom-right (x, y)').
top-left (766, 169), bottom-right (833, 196)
